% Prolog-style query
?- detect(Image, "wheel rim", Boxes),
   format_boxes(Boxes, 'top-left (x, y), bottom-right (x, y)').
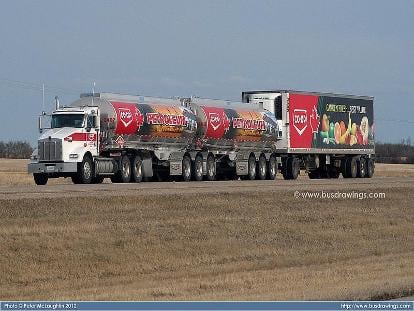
top-left (270, 159), bottom-right (276, 177)
top-left (122, 160), bottom-right (130, 178)
top-left (260, 159), bottom-right (266, 177)
top-left (208, 158), bottom-right (215, 177)
top-left (135, 161), bottom-right (141, 178)
top-left (83, 161), bottom-right (91, 180)
top-left (196, 159), bottom-right (203, 177)
top-left (184, 159), bottom-right (191, 178)
top-left (249, 158), bottom-right (256, 177)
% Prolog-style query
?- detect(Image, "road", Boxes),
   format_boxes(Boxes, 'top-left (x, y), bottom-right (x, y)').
top-left (0, 176), bottom-right (411, 200)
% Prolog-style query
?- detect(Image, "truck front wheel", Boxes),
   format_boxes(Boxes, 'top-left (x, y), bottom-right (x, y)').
top-left (72, 155), bottom-right (93, 184)
top-left (34, 173), bottom-right (48, 185)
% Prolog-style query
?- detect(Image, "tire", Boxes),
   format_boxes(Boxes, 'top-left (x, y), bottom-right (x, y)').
top-left (308, 170), bottom-right (321, 179)
top-left (258, 155), bottom-right (267, 180)
top-left (248, 155), bottom-right (257, 180)
top-left (366, 158), bottom-right (374, 178)
top-left (206, 155), bottom-right (216, 181)
top-left (284, 157), bottom-right (300, 180)
top-left (182, 155), bottom-right (192, 182)
top-left (72, 155), bottom-right (93, 184)
top-left (345, 157), bottom-right (358, 178)
top-left (267, 155), bottom-right (277, 180)
top-left (33, 173), bottom-right (48, 185)
top-left (131, 155), bottom-right (143, 183)
top-left (193, 155), bottom-right (203, 181)
top-left (357, 158), bottom-right (367, 178)
top-left (342, 158), bottom-right (350, 178)
top-left (328, 166), bottom-right (340, 179)
top-left (91, 176), bottom-right (104, 184)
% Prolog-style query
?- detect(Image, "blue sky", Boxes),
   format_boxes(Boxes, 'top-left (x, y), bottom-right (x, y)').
top-left (0, 0), bottom-right (413, 144)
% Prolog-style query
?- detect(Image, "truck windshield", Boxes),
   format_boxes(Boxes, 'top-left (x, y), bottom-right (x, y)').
top-left (51, 114), bottom-right (85, 128)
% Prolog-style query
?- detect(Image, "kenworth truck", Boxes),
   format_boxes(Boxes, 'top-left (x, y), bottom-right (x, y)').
top-left (28, 93), bottom-right (279, 185)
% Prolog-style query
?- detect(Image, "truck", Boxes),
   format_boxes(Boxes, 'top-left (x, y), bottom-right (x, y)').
top-left (28, 93), bottom-right (280, 185)
top-left (242, 90), bottom-right (375, 179)
top-left (28, 90), bottom-right (374, 185)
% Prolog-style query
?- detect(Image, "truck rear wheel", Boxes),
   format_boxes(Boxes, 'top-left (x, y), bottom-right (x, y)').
top-left (182, 155), bottom-right (192, 182)
top-left (284, 157), bottom-right (300, 180)
top-left (267, 155), bottom-right (277, 180)
top-left (258, 155), bottom-right (267, 180)
top-left (357, 158), bottom-right (367, 178)
top-left (206, 155), bottom-right (216, 181)
top-left (248, 155), bottom-right (257, 180)
top-left (131, 155), bottom-right (143, 183)
top-left (366, 158), bottom-right (374, 178)
top-left (193, 155), bottom-right (203, 181)
top-left (72, 155), bottom-right (93, 184)
top-left (34, 173), bottom-right (48, 185)
top-left (344, 157), bottom-right (357, 178)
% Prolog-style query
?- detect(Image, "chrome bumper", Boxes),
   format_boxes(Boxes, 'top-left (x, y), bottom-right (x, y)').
top-left (28, 162), bottom-right (78, 174)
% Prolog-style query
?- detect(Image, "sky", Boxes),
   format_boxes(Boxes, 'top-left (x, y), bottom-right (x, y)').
top-left (0, 0), bottom-right (413, 144)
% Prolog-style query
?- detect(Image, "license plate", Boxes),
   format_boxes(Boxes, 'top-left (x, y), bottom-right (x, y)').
top-left (46, 166), bottom-right (55, 171)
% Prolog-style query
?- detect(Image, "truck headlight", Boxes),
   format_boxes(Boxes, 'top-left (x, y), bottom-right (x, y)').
top-left (69, 154), bottom-right (79, 159)
top-left (30, 154), bottom-right (39, 160)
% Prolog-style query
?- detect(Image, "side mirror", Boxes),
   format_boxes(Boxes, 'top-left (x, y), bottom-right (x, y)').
top-left (38, 116), bottom-right (42, 133)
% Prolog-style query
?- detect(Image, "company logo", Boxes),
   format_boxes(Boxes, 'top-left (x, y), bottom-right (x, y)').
top-left (293, 109), bottom-right (308, 136)
top-left (119, 108), bottom-right (133, 128)
top-left (209, 112), bottom-right (221, 131)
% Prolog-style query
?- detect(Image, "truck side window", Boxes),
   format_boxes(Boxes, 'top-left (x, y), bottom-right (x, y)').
top-left (274, 96), bottom-right (282, 120)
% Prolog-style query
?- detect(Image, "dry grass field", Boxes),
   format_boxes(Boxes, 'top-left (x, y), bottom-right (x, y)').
top-left (0, 159), bottom-right (413, 300)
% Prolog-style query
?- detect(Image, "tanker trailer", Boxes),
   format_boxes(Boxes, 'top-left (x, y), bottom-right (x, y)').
top-left (185, 97), bottom-right (280, 181)
top-left (28, 92), bottom-right (198, 185)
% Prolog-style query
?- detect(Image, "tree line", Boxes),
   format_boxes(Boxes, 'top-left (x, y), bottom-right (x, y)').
top-left (0, 141), bottom-right (33, 159)
top-left (0, 140), bottom-right (413, 163)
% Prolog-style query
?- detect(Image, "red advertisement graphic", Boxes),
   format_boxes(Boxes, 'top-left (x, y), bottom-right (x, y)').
top-left (202, 107), bottom-right (230, 139)
top-left (289, 94), bottom-right (319, 148)
top-left (111, 101), bottom-right (144, 135)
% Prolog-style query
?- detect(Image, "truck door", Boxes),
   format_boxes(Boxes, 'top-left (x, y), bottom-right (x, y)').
top-left (86, 113), bottom-right (99, 157)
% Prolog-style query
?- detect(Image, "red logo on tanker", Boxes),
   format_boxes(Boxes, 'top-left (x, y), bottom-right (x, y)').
top-left (111, 101), bottom-right (144, 135)
top-left (289, 94), bottom-right (319, 148)
top-left (209, 112), bottom-right (221, 131)
top-left (202, 107), bottom-right (230, 139)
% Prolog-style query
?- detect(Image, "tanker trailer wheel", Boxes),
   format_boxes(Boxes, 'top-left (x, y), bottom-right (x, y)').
top-left (247, 155), bottom-right (257, 180)
top-left (366, 158), bottom-right (374, 178)
top-left (284, 157), bottom-right (300, 180)
top-left (357, 158), bottom-right (367, 178)
top-left (267, 155), bottom-right (277, 180)
top-left (131, 155), bottom-right (143, 183)
top-left (344, 157), bottom-right (357, 178)
top-left (206, 155), bottom-right (216, 181)
top-left (258, 154), bottom-right (267, 180)
top-left (34, 173), bottom-right (48, 185)
top-left (182, 155), bottom-right (192, 182)
top-left (193, 155), bottom-right (203, 181)
top-left (72, 155), bottom-right (93, 184)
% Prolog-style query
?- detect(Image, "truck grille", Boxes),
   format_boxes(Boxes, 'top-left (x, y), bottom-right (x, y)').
top-left (38, 139), bottom-right (62, 161)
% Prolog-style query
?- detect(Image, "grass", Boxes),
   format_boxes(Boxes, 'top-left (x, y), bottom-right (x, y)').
top-left (1, 188), bottom-right (413, 300)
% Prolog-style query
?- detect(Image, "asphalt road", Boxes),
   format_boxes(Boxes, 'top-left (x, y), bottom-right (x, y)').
top-left (0, 176), bottom-right (412, 200)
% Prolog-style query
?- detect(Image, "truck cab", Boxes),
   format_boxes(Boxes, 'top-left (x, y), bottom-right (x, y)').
top-left (28, 106), bottom-right (100, 185)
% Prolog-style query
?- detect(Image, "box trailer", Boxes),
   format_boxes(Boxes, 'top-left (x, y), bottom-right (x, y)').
top-left (242, 90), bottom-right (374, 179)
